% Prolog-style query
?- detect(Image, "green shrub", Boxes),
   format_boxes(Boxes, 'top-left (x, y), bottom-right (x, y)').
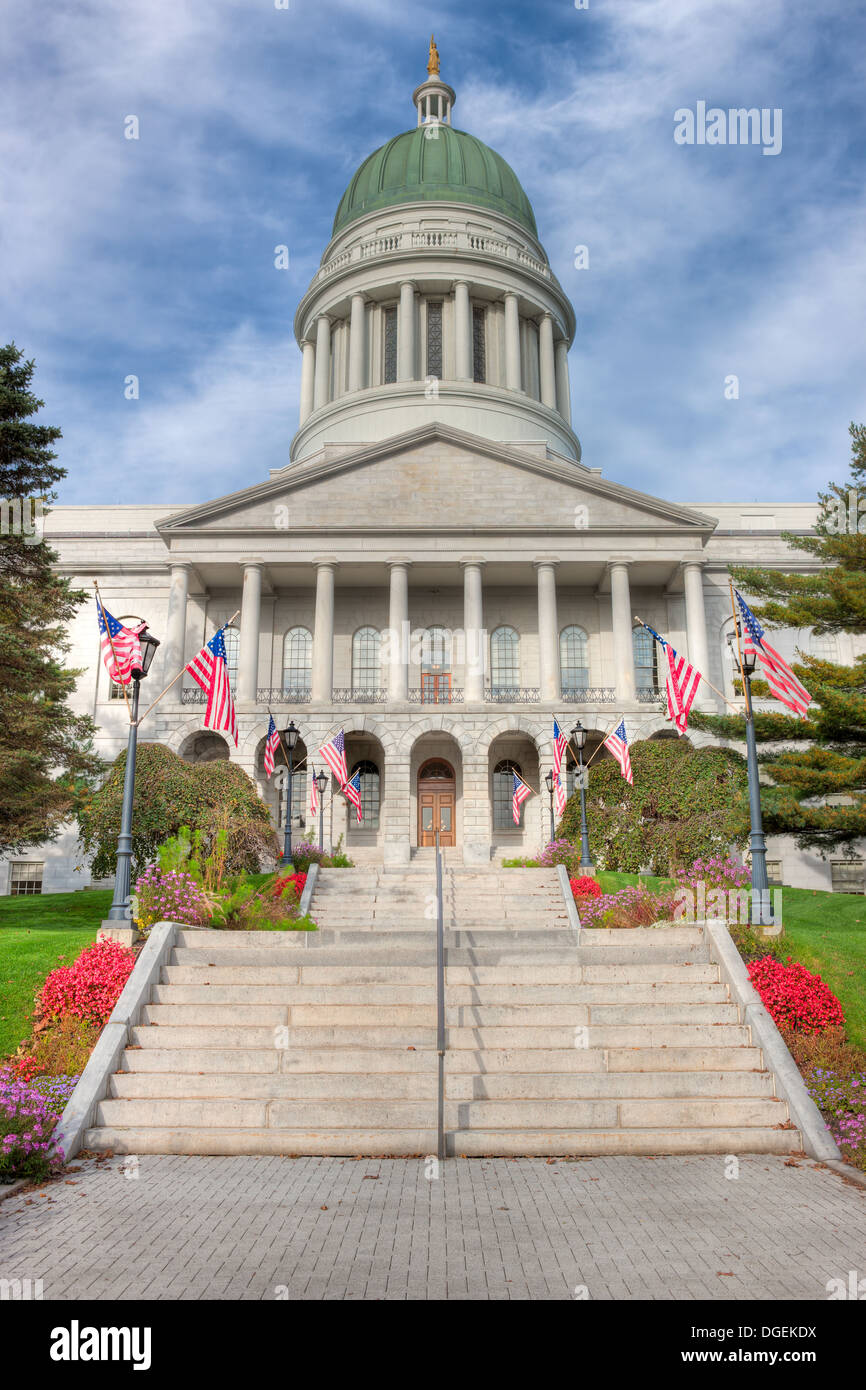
top-left (78, 743), bottom-right (279, 880)
top-left (557, 739), bottom-right (749, 875)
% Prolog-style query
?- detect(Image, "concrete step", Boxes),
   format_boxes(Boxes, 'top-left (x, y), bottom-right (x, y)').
top-left (161, 962), bottom-right (721, 986)
top-left (82, 1124), bottom-right (801, 1158)
top-left (131, 1022), bottom-right (752, 1050)
top-left (123, 1046), bottom-right (439, 1074)
top-left (151, 983), bottom-right (437, 1006)
top-left (111, 1068), bottom-right (775, 1101)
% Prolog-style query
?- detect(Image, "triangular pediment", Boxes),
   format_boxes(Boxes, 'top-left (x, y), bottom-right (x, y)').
top-left (156, 423), bottom-right (716, 536)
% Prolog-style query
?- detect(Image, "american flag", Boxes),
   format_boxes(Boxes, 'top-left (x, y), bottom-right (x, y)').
top-left (735, 590), bottom-right (813, 718)
top-left (603, 718), bottom-right (633, 785)
top-left (344, 768), bottom-right (363, 823)
top-left (97, 605), bottom-right (144, 686)
top-left (309, 766), bottom-right (319, 817)
top-left (640, 621), bottom-right (702, 736)
top-left (184, 627), bottom-right (238, 746)
top-left (263, 715), bottom-right (280, 779)
top-left (318, 729), bottom-right (349, 787)
top-left (512, 770), bottom-right (533, 825)
top-left (552, 719), bottom-right (569, 818)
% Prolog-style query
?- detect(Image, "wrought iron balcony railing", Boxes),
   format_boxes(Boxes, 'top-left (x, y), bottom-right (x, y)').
top-left (483, 687), bottom-right (541, 704)
top-left (256, 688), bottom-right (312, 704)
top-left (407, 687), bottom-right (464, 705)
top-left (180, 688), bottom-right (207, 705)
top-left (636, 687), bottom-right (666, 704)
top-left (560, 687), bottom-right (617, 703)
top-left (332, 688), bottom-right (388, 704)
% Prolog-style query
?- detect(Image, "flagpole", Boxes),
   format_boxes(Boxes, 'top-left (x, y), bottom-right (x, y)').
top-left (136, 609), bottom-right (240, 726)
top-left (632, 614), bottom-right (740, 714)
top-left (93, 581), bottom-right (133, 722)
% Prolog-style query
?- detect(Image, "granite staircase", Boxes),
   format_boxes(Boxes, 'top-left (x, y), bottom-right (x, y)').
top-left (84, 867), bottom-right (801, 1157)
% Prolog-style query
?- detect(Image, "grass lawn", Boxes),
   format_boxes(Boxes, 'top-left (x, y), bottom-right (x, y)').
top-left (0, 890), bottom-right (112, 1060)
top-left (597, 871), bottom-right (866, 1049)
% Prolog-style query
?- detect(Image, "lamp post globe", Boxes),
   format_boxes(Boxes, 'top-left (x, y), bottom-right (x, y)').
top-left (104, 623), bottom-right (160, 928)
top-left (570, 722), bottom-right (593, 872)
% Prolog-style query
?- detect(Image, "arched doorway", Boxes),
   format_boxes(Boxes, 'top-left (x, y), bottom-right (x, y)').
top-left (417, 757), bottom-right (456, 847)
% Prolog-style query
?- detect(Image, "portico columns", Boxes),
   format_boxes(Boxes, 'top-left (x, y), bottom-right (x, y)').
top-left (682, 560), bottom-right (711, 707)
top-left (348, 293), bottom-right (366, 393)
top-left (454, 280), bottom-right (472, 380)
top-left (535, 557), bottom-right (560, 702)
top-left (554, 338), bottom-right (571, 423)
top-left (311, 558), bottom-right (338, 703)
top-left (504, 291), bottom-right (521, 391)
top-left (461, 557), bottom-right (486, 703)
top-left (608, 559), bottom-right (637, 702)
top-left (398, 282), bottom-right (416, 382)
top-left (386, 557), bottom-right (411, 702)
top-left (314, 314), bottom-right (331, 411)
top-left (162, 562), bottom-right (191, 684)
top-left (299, 339), bottom-right (315, 424)
top-left (237, 562), bottom-right (263, 705)
top-left (539, 312), bottom-right (556, 409)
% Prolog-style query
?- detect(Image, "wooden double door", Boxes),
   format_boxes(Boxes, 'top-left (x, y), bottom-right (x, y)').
top-left (417, 758), bottom-right (456, 847)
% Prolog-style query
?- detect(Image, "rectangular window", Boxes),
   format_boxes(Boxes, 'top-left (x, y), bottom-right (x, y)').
top-left (765, 859), bottom-right (783, 886)
top-left (109, 682), bottom-right (126, 700)
top-left (472, 306), bottom-right (486, 383)
top-left (426, 301), bottom-right (443, 379)
top-left (383, 306), bottom-right (398, 384)
top-left (10, 862), bottom-right (44, 896)
top-left (831, 861), bottom-right (865, 894)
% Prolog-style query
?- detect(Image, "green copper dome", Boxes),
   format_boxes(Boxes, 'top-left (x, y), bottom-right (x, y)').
top-left (332, 125), bottom-right (538, 238)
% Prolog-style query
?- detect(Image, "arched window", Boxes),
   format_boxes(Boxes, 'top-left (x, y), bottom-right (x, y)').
top-left (493, 759), bottom-right (523, 830)
top-left (420, 625), bottom-right (452, 702)
top-left (223, 626), bottom-right (240, 690)
top-left (490, 626), bottom-right (519, 693)
top-left (633, 627), bottom-right (658, 690)
top-left (283, 627), bottom-right (312, 694)
top-left (560, 626), bottom-right (589, 693)
top-left (352, 627), bottom-right (381, 691)
top-left (351, 760), bottom-right (380, 828)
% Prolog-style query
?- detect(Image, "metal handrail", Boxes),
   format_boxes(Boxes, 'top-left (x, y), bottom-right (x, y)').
top-left (434, 826), bottom-right (446, 1162)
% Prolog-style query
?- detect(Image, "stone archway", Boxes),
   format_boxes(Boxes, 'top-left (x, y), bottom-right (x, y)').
top-left (179, 731), bottom-right (230, 764)
top-left (409, 732), bottom-right (463, 853)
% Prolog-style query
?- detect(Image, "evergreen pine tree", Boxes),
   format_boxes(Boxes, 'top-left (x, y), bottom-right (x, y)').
top-left (692, 423), bottom-right (866, 852)
top-left (0, 343), bottom-right (104, 853)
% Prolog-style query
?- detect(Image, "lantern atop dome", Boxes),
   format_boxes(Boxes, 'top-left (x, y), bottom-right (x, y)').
top-left (413, 36), bottom-right (455, 127)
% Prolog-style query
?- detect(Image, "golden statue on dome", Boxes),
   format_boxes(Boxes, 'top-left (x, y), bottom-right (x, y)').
top-left (427, 35), bottom-right (440, 76)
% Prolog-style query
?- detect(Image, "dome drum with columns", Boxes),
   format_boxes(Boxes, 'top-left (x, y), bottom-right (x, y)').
top-left (2, 44), bottom-right (859, 896)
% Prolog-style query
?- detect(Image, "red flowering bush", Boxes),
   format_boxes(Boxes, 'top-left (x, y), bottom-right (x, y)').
top-left (5, 1054), bottom-right (46, 1083)
top-left (748, 956), bottom-right (845, 1035)
top-left (570, 876), bottom-right (602, 899)
top-left (38, 941), bottom-right (136, 1028)
top-left (272, 872), bottom-right (307, 900)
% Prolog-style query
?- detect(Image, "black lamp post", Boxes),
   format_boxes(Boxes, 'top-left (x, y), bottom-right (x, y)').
top-left (730, 628), bottom-right (772, 925)
top-left (104, 626), bottom-right (161, 924)
top-left (316, 768), bottom-right (327, 852)
top-left (571, 721), bottom-right (593, 872)
top-left (544, 768), bottom-right (556, 843)
top-left (281, 720), bottom-right (300, 861)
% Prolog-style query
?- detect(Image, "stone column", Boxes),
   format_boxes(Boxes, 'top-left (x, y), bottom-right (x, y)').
top-left (299, 339), bottom-right (315, 424)
top-left (313, 314), bottom-right (331, 411)
top-left (454, 280), bottom-right (472, 380)
top-left (348, 293), bottom-right (366, 393)
top-left (398, 282), bottom-right (416, 382)
top-left (504, 291), bottom-right (521, 391)
top-left (539, 313), bottom-right (556, 409)
top-left (461, 557), bottom-right (485, 703)
top-left (682, 560), bottom-right (711, 706)
top-left (162, 562), bottom-right (191, 685)
top-left (237, 563), bottom-right (262, 705)
top-left (609, 559), bottom-right (636, 702)
top-left (535, 557), bottom-right (560, 702)
top-left (386, 557), bottom-right (411, 702)
top-left (383, 755), bottom-right (412, 866)
top-left (311, 558), bottom-right (337, 703)
top-left (555, 338), bottom-right (571, 423)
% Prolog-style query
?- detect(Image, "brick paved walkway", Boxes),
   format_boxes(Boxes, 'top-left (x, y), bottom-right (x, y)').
top-left (1, 1154), bottom-right (864, 1300)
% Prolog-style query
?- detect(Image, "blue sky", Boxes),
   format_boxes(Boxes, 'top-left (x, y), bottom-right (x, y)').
top-left (3, 0), bottom-right (864, 506)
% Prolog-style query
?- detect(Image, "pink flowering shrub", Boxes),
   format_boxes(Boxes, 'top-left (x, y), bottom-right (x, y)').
top-left (0, 1072), bottom-right (65, 1182)
top-left (577, 884), bottom-right (679, 929)
top-left (675, 855), bottom-right (750, 893)
top-left (38, 941), bottom-right (136, 1027)
top-left (748, 956), bottom-right (844, 1035)
top-left (135, 866), bottom-right (210, 929)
